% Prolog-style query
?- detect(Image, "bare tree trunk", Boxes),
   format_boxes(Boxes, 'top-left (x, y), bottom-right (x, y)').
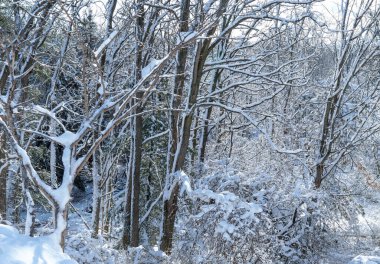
top-left (314, 47), bottom-right (345, 188)
top-left (166, 0), bottom-right (191, 172)
top-left (121, 158), bottom-right (133, 247)
top-left (160, 0), bottom-right (191, 254)
top-left (198, 70), bottom-right (221, 164)
top-left (91, 149), bottom-right (101, 238)
top-left (0, 132), bottom-right (7, 220)
top-left (100, 0), bottom-right (117, 73)
top-left (161, 0), bottom-right (230, 254)
top-left (191, 113), bottom-right (199, 166)
top-left (54, 204), bottom-right (69, 249)
top-left (22, 168), bottom-right (35, 236)
top-left (128, 0), bottom-right (145, 248)
top-left (103, 178), bottom-right (113, 235)
top-left (161, 42), bottom-right (206, 253)
top-left (9, 167), bottom-right (21, 223)
top-left (130, 111), bottom-right (142, 246)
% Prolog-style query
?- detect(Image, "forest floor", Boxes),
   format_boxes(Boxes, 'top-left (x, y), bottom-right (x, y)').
top-left (62, 186), bottom-right (380, 264)
top-left (323, 194), bottom-right (380, 264)
top-left (2, 185), bottom-right (380, 263)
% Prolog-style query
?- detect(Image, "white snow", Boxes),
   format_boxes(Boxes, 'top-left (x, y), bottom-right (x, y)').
top-left (0, 103), bottom-right (4, 116)
top-left (97, 85), bottom-right (104, 95)
top-left (350, 255), bottom-right (380, 264)
top-left (0, 95), bottom-right (7, 104)
top-left (52, 131), bottom-right (78, 146)
top-left (53, 185), bottom-right (72, 209)
top-left (94, 30), bottom-right (118, 58)
top-left (141, 59), bottom-right (163, 78)
top-left (216, 220), bottom-right (236, 235)
top-left (0, 224), bottom-right (77, 264)
top-left (177, 31), bottom-right (198, 44)
top-left (203, 0), bottom-right (216, 13)
top-left (34, 105), bottom-right (54, 116)
top-left (97, 78), bottom-right (108, 95)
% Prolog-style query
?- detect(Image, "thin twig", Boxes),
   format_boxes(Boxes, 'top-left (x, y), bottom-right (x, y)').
top-left (69, 202), bottom-right (91, 231)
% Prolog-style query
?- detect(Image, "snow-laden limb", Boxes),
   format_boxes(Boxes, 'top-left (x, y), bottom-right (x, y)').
top-left (62, 20), bottom-right (216, 172)
top-left (142, 129), bottom-right (169, 144)
top-left (94, 30), bottom-right (119, 58)
top-left (139, 192), bottom-right (163, 225)
top-left (33, 105), bottom-right (66, 131)
top-left (176, 31), bottom-right (198, 44)
top-left (0, 224), bottom-right (77, 264)
top-left (141, 58), bottom-right (164, 78)
top-left (51, 131), bottom-right (79, 146)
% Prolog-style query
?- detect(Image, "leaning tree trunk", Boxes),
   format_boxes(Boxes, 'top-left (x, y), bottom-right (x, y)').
top-left (198, 70), bottom-right (222, 164)
top-left (161, 1), bottom-right (229, 254)
top-left (161, 40), bottom-right (206, 254)
top-left (160, 0), bottom-right (191, 254)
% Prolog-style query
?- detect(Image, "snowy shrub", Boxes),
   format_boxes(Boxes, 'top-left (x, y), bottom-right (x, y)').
top-left (65, 231), bottom-right (126, 264)
top-left (171, 168), bottom-right (273, 263)
top-left (170, 160), bottom-right (362, 264)
top-left (123, 245), bottom-right (169, 264)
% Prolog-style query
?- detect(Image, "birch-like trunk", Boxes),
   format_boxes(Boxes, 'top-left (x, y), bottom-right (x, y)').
top-left (22, 168), bottom-right (35, 236)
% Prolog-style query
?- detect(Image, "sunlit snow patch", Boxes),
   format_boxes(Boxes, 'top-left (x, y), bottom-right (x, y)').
top-left (350, 255), bottom-right (380, 264)
top-left (0, 224), bottom-right (77, 264)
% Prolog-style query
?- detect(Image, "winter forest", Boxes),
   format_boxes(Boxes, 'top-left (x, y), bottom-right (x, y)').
top-left (2, 0), bottom-right (380, 263)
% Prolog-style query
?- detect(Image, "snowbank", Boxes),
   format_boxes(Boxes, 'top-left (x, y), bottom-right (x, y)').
top-left (0, 224), bottom-right (77, 264)
top-left (350, 255), bottom-right (380, 264)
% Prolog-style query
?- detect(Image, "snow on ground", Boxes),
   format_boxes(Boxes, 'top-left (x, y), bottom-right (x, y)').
top-left (323, 192), bottom-right (380, 264)
top-left (350, 255), bottom-right (380, 264)
top-left (0, 224), bottom-right (77, 264)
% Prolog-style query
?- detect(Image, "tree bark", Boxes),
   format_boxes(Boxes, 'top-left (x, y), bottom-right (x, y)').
top-left (121, 161), bottom-right (132, 247)
top-left (198, 70), bottom-right (221, 164)
top-left (160, 0), bottom-right (191, 254)
top-left (129, 0), bottom-right (145, 247)
top-left (161, 0), bottom-right (229, 254)
top-left (0, 132), bottom-right (7, 220)
top-left (91, 149), bottom-right (101, 238)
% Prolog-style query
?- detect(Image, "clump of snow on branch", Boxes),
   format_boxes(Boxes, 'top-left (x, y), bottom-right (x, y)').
top-left (94, 30), bottom-right (119, 58)
top-left (141, 58), bottom-right (164, 79)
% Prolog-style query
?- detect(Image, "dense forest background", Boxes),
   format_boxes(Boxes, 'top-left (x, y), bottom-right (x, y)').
top-left (1, 0), bottom-right (380, 263)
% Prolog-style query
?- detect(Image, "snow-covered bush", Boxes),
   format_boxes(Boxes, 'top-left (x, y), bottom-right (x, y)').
top-left (170, 158), bottom-right (362, 263)
top-left (65, 231), bottom-right (125, 264)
